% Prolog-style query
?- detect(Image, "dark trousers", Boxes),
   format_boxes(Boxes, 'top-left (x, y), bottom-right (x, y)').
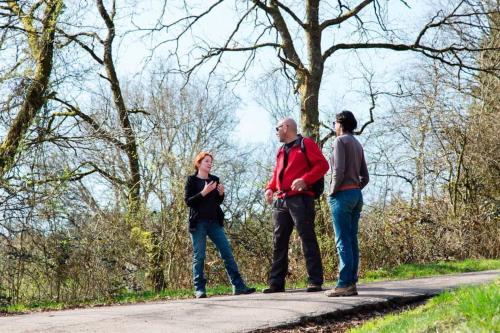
top-left (269, 195), bottom-right (324, 287)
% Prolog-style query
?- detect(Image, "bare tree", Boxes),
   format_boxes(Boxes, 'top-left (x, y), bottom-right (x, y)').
top-left (48, 0), bottom-right (142, 214)
top-left (151, 0), bottom-right (499, 142)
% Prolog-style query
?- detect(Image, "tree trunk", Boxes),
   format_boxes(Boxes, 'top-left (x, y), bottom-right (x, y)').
top-left (300, 0), bottom-right (323, 143)
top-left (97, 0), bottom-right (141, 214)
top-left (299, 77), bottom-right (322, 142)
top-left (0, 1), bottom-right (62, 178)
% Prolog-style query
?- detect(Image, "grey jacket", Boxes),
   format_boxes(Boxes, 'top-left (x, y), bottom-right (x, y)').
top-left (329, 134), bottom-right (369, 195)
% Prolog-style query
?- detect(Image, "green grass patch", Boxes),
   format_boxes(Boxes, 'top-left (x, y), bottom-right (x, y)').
top-left (360, 258), bottom-right (500, 283)
top-left (349, 280), bottom-right (500, 333)
top-left (2, 300), bottom-right (83, 314)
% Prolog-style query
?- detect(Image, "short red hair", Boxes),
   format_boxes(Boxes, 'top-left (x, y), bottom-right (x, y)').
top-left (193, 151), bottom-right (213, 171)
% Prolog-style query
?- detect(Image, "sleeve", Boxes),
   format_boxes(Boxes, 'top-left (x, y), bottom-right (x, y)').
top-left (302, 138), bottom-right (329, 185)
top-left (265, 151), bottom-right (280, 192)
top-left (217, 193), bottom-right (225, 204)
top-left (331, 137), bottom-right (346, 193)
top-left (184, 177), bottom-right (204, 207)
top-left (213, 175), bottom-right (225, 204)
top-left (360, 150), bottom-right (370, 189)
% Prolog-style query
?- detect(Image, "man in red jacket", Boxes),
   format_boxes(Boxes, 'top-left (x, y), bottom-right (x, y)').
top-left (263, 117), bottom-right (329, 293)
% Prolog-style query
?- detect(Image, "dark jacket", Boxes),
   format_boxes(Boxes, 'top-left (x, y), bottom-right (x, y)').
top-left (184, 174), bottom-right (225, 232)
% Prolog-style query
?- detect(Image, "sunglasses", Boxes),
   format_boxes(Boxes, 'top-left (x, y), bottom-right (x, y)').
top-left (275, 124), bottom-right (285, 131)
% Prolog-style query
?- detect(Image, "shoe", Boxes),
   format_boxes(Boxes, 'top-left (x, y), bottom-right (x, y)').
top-left (306, 284), bottom-right (323, 292)
top-left (324, 284), bottom-right (357, 297)
top-left (262, 286), bottom-right (285, 293)
top-left (195, 291), bottom-right (207, 298)
top-left (233, 286), bottom-right (256, 295)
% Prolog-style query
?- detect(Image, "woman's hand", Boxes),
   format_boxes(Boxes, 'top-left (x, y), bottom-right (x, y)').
top-left (201, 181), bottom-right (217, 196)
top-left (217, 183), bottom-right (225, 196)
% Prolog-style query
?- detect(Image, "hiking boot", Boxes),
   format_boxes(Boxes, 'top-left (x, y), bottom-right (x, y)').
top-left (233, 286), bottom-right (256, 295)
top-left (262, 285), bottom-right (285, 293)
top-left (306, 284), bottom-right (323, 292)
top-left (195, 291), bottom-right (207, 299)
top-left (324, 284), bottom-right (357, 297)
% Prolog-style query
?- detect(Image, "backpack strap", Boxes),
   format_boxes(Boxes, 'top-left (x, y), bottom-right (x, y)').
top-left (300, 135), bottom-right (312, 170)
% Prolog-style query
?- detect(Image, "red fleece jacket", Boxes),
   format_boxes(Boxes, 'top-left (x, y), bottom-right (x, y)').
top-left (266, 136), bottom-right (329, 198)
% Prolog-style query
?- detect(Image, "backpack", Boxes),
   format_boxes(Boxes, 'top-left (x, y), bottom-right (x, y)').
top-left (299, 136), bottom-right (325, 199)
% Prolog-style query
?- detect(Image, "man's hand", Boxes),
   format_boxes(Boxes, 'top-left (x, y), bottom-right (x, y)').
top-left (265, 189), bottom-right (274, 204)
top-left (291, 178), bottom-right (307, 192)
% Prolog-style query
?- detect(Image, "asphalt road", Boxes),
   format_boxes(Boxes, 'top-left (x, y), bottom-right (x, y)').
top-left (1, 270), bottom-right (498, 333)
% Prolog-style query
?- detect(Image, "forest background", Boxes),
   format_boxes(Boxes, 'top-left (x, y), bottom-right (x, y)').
top-left (0, 0), bottom-right (498, 306)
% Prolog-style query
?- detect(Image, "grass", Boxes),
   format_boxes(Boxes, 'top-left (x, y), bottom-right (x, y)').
top-left (1, 258), bottom-right (498, 314)
top-left (349, 279), bottom-right (500, 333)
top-left (0, 286), bottom-right (231, 314)
top-left (359, 258), bottom-right (500, 283)
top-left (2, 301), bottom-right (67, 314)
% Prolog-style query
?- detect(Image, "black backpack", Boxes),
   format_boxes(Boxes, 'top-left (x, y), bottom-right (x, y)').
top-left (299, 136), bottom-right (325, 199)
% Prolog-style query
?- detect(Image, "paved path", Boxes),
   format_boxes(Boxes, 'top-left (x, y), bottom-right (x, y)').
top-left (1, 270), bottom-right (498, 333)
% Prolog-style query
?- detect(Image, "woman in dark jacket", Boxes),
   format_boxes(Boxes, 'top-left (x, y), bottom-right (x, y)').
top-left (184, 151), bottom-right (255, 298)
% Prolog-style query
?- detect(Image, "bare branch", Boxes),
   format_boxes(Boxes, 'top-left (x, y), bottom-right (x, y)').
top-left (274, 0), bottom-right (306, 28)
top-left (323, 42), bottom-right (495, 75)
top-left (95, 0), bottom-right (114, 31)
top-left (356, 77), bottom-right (376, 135)
top-left (50, 97), bottom-right (127, 151)
top-left (86, 161), bottom-right (127, 186)
top-left (320, 0), bottom-right (374, 31)
top-left (319, 121), bottom-right (335, 148)
top-left (57, 29), bottom-right (104, 65)
top-left (372, 172), bottom-right (415, 185)
top-left (142, 0), bottom-right (225, 61)
top-left (27, 166), bottom-right (98, 184)
top-left (186, 41), bottom-right (280, 83)
top-left (253, 0), bottom-right (304, 72)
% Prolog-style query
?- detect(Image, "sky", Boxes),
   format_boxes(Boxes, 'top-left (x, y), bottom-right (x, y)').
top-left (28, 0), bottom-right (440, 206)
top-left (111, 0), bottom-right (434, 146)
top-left (0, 1), bottom-right (489, 214)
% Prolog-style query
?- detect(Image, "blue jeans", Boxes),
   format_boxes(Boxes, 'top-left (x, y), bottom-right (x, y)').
top-left (190, 220), bottom-right (245, 292)
top-left (329, 189), bottom-right (363, 288)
